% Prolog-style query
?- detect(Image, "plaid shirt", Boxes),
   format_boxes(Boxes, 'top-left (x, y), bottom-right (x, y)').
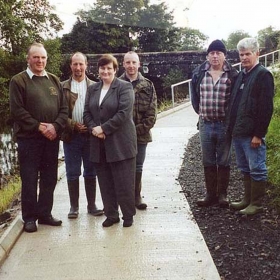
top-left (199, 63), bottom-right (231, 121)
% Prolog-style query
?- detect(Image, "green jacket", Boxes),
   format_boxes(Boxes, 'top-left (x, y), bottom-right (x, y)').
top-left (119, 72), bottom-right (157, 144)
top-left (9, 70), bottom-right (68, 139)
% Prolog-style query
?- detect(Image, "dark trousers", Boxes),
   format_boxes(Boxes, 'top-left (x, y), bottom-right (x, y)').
top-left (94, 142), bottom-right (136, 220)
top-left (17, 137), bottom-right (59, 222)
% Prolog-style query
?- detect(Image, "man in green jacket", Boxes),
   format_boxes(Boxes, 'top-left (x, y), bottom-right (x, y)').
top-left (119, 51), bottom-right (157, 210)
top-left (9, 43), bottom-right (68, 233)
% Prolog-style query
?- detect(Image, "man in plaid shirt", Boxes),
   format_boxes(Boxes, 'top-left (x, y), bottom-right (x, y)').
top-left (190, 40), bottom-right (238, 207)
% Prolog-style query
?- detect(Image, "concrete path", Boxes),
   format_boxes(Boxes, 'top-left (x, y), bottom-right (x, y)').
top-left (0, 102), bottom-right (220, 280)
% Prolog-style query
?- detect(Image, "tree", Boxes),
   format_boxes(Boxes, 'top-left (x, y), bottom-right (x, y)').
top-left (136, 2), bottom-right (180, 52)
top-left (61, 0), bottom-right (180, 53)
top-left (0, 0), bottom-right (63, 55)
top-left (257, 26), bottom-right (280, 52)
top-left (61, 19), bottom-right (132, 54)
top-left (226, 30), bottom-right (251, 50)
top-left (177, 28), bottom-right (208, 51)
top-left (44, 38), bottom-right (63, 77)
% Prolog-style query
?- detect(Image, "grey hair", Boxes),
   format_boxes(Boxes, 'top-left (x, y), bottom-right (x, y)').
top-left (237, 38), bottom-right (259, 53)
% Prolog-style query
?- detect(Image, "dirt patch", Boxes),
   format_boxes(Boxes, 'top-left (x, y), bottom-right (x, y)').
top-left (0, 197), bottom-right (21, 239)
top-left (178, 133), bottom-right (280, 280)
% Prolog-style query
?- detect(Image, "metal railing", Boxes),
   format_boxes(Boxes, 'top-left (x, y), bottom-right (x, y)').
top-left (170, 49), bottom-right (280, 108)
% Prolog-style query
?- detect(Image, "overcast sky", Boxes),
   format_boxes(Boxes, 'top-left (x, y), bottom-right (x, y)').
top-left (49, 0), bottom-right (280, 44)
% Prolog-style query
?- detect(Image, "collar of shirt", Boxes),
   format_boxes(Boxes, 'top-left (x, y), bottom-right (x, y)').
top-left (243, 62), bottom-right (259, 74)
top-left (26, 67), bottom-right (49, 79)
top-left (124, 72), bottom-right (140, 83)
top-left (204, 61), bottom-right (230, 72)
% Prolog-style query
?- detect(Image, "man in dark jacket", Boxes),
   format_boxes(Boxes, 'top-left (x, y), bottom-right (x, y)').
top-left (227, 37), bottom-right (274, 215)
top-left (190, 39), bottom-right (238, 208)
top-left (9, 43), bottom-right (68, 232)
top-left (119, 51), bottom-right (157, 210)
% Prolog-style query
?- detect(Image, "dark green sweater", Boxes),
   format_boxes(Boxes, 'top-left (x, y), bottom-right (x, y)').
top-left (9, 70), bottom-right (68, 139)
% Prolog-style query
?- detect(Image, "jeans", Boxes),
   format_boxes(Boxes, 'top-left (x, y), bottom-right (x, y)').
top-left (136, 143), bottom-right (147, 173)
top-left (17, 136), bottom-right (60, 222)
top-left (63, 133), bottom-right (96, 181)
top-left (199, 118), bottom-right (231, 167)
top-left (233, 136), bottom-right (267, 181)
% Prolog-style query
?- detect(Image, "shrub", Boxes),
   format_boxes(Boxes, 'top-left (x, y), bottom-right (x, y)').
top-left (266, 68), bottom-right (280, 212)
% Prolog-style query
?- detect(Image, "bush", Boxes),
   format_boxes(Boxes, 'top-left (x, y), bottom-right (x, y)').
top-left (266, 69), bottom-right (280, 212)
top-left (0, 176), bottom-right (21, 214)
top-left (162, 68), bottom-right (189, 101)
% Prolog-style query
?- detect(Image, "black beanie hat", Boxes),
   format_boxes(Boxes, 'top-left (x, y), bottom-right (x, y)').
top-left (207, 40), bottom-right (227, 55)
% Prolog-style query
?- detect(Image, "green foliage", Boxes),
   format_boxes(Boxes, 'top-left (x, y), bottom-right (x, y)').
top-left (225, 30), bottom-right (251, 50)
top-left (266, 69), bottom-right (280, 212)
top-left (162, 68), bottom-right (188, 101)
top-left (157, 99), bottom-right (173, 113)
top-left (44, 38), bottom-right (63, 77)
top-left (61, 20), bottom-right (132, 54)
top-left (0, 0), bottom-right (63, 55)
top-left (257, 26), bottom-right (280, 51)
top-left (0, 77), bottom-right (10, 132)
top-left (177, 27), bottom-right (208, 51)
top-left (61, 0), bottom-right (180, 53)
top-left (0, 176), bottom-right (21, 214)
top-left (135, 2), bottom-right (180, 52)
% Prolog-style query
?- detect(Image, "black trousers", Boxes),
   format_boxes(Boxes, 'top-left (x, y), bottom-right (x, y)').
top-left (94, 142), bottom-right (136, 220)
top-left (17, 137), bottom-right (59, 222)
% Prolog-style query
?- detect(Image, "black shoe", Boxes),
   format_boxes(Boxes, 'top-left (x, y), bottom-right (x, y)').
top-left (123, 218), bottom-right (133, 227)
top-left (38, 215), bottom-right (62, 226)
top-left (24, 221), bottom-right (37, 233)
top-left (102, 218), bottom-right (120, 227)
top-left (88, 206), bottom-right (104, 217)
top-left (68, 207), bottom-right (79, 219)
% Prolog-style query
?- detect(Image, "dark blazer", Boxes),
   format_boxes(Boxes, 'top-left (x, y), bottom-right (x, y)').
top-left (83, 77), bottom-right (137, 163)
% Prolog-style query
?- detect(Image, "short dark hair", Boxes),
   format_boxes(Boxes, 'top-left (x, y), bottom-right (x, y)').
top-left (70, 52), bottom-right (88, 64)
top-left (98, 54), bottom-right (118, 71)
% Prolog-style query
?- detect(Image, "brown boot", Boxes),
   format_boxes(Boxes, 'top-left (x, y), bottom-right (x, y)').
top-left (217, 166), bottom-right (230, 208)
top-left (67, 179), bottom-right (79, 219)
top-left (197, 166), bottom-right (218, 207)
top-left (135, 172), bottom-right (147, 210)
top-left (84, 178), bottom-right (104, 216)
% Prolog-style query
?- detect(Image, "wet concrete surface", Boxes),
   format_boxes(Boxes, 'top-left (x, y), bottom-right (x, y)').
top-left (0, 102), bottom-right (220, 280)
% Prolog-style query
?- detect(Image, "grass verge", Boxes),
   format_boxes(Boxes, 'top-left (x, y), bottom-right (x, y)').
top-left (0, 176), bottom-right (21, 214)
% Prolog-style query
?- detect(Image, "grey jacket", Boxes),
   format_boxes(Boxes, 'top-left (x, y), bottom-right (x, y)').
top-left (83, 77), bottom-right (137, 163)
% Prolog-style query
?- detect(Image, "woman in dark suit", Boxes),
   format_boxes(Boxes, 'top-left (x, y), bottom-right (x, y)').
top-left (83, 54), bottom-right (137, 227)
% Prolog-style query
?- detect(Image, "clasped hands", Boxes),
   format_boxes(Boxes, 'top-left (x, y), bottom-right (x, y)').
top-left (92, 126), bottom-right (106, 139)
top-left (39, 122), bottom-right (57, 141)
top-left (74, 122), bottom-right (88, 133)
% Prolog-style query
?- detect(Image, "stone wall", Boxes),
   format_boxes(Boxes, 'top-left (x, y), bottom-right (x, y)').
top-left (65, 51), bottom-right (240, 100)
